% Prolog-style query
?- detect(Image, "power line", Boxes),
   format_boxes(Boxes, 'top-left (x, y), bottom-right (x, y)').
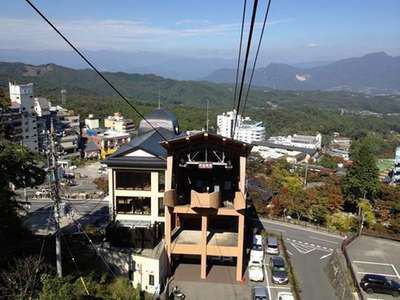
top-left (60, 234), bottom-right (90, 295)
top-left (232, 0), bottom-right (259, 138)
top-left (241, 0), bottom-right (272, 116)
top-left (24, 0), bottom-right (168, 142)
top-left (232, 0), bottom-right (247, 111)
top-left (65, 200), bottom-right (117, 278)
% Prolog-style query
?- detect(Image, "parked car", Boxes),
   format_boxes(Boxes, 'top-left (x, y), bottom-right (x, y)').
top-left (252, 285), bottom-right (269, 300)
top-left (266, 237), bottom-right (279, 255)
top-left (360, 274), bottom-right (400, 297)
top-left (276, 291), bottom-right (294, 300)
top-left (250, 234), bottom-right (264, 263)
top-left (270, 256), bottom-right (289, 284)
top-left (249, 260), bottom-right (264, 282)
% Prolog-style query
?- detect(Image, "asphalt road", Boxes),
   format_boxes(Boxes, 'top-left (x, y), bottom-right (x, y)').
top-left (259, 218), bottom-right (345, 300)
top-left (23, 198), bottom-right (109, 234)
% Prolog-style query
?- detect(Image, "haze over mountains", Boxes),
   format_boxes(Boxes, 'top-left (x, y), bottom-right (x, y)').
top-left (204, 52), bottom-right (400, 95)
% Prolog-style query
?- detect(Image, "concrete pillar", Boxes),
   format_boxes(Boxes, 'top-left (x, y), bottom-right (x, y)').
top-left (108, 168), bottom-right (114, 218)
top-left (151, 172), bottom-right (158, 220)
top-left (165, 157), bottom-right (173, 272)
top-left (236, 214), bottom-right (245, 281)
top-left (239, 156), bottom-right (246, 194)
top-left (201, 215), bottom-right (208, 279)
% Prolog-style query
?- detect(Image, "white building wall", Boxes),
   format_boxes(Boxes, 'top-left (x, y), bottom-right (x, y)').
top-left (9, 82), bottom-right (38, 152)
top-left (217, 110), bottom-right (265, 144)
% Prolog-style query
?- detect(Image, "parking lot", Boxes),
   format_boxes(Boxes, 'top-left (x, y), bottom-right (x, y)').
top-left (347, 235), bottom-right (400, 300)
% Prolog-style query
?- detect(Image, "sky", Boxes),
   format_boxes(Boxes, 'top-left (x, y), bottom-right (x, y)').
top-left (1, 0), bottom-right (400, 64)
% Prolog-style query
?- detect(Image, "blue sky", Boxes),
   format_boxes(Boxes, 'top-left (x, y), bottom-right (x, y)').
top-left (1, 0), bottom-right (399, 63)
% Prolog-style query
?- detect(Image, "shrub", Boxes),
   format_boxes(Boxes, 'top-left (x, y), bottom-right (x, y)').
top-left (326, 212), bottom-right (358, 233)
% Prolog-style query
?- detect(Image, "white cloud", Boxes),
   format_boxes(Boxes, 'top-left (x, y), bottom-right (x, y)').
top-left (0, 17), bottom-right (294, 51)
top-left (307, 42), bottom-right (320, 48)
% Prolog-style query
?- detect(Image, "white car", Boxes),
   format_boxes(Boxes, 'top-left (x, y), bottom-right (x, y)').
top-left (251, 234), bottom-right (264, 262)
top-left (248, 260), bottom-right (264, 282)
top-left (276, 291), bottom-right (294, 300)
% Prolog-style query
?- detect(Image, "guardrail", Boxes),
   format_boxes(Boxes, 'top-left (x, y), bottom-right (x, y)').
top-left (341, 235), bottom-right (365, 300)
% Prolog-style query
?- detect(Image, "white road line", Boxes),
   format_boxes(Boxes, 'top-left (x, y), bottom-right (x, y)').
top-left (367, 298), bottom-right (385, 300)
top-left (323, 246), bottom-right (327, 250)
top-left (267, 286), bottom-right (291, 290)
top-left (309, 236), bottom-right (339, 245)
top-left (357, 272), bottom-right (398, 277)
top-left (264, 261), bottom-right (272, 300)
top-left (286, 250), bottom-right (293, 256)
top-left (289, 242), bottom-right (315, 254)
top-left (320, 252), bottom-right (333, 260)
top-left (310, 244), bottom-right (315, 247)
top-left (353, 260), bottom-right (392, 266)
top-left (391, 264), bottom-right (400, 280)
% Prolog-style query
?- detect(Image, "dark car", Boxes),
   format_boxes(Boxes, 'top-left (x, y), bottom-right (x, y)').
top-left (270, 256), bottom-right (289, 284)
top-left (360, 274), bottom-right (400, 297)
top-left (252, 285), bottom-right (269, 300)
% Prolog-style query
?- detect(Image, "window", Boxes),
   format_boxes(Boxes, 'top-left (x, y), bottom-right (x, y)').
top-left (158, 172), bottom-right (165, 192)
top-left (149, 274), bottom-right (154, 286)
top-left (116, 196), bottom-right (151, 215)
top-left (158, 197), bottom-right (164, 216)
top-left (115, 170), bottom-right (151, 190)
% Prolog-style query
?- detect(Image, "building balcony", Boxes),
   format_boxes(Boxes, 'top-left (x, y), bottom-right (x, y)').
top-left (190, 190), bottom-right (220, 209)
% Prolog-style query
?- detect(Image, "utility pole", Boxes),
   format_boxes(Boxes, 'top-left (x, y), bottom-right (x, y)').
top-left (304, 162), bottom-right (309, 187)
top-left (49, 118), bottom-right (62, 277)
top-left (206, 99), bottom-right (209, 132)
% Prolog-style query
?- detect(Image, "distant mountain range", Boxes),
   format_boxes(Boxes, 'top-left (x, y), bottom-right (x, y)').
top-left (0, 49), bottom-right (235, 80)
top-left (203, 52), bottom-right (400, 94)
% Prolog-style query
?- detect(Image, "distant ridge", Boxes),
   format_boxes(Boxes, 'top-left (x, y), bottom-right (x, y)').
top-left (203, 52), bottom-right (400, 94)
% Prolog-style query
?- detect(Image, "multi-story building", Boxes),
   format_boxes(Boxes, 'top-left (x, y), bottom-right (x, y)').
top-left (162, 132), bottom-right (252, 281)
top-left (34, 97), bottom-right (51, 153)
top-left (268, 133), bottom-right (322, 150)
top-left (103, 108), bottom-right (181, 294)
top-left (84, 114), bottom-right (100, 129)
top-left (0, 107), bottom-right (23, 143)
top-left (8, 82), bottom-right (38, 152)
top-left (104, 112), bottom-right (135, 134)
top-left (217, 110), bottom-right (265, 144)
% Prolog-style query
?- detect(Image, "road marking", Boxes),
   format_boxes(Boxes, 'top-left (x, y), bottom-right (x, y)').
top-left (267, 286), bottom-right (291, 290)
top-left (320, 252), bottom-right (333, 260)
top-left (286, 250), bottom-right (293, 256)
top-left (391, 265), bottom-right (400, 280)
top-left (367, 298), bottom-right (384, 300)
top-left (309, 236), bottom-right (339, 245)
top-left (289, 242), bottom-right (315, 254)
top-left (357, 271), bottom-right (398, 277)
top-left (353, 260), bottom-right (392, 266)
top-left (264, 259), bottom-right (272, 300)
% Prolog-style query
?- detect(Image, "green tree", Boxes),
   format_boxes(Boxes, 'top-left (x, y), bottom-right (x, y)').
top-left (358, 199), bottom-right (376, 228)
top-left (0, 139), bottom-right (46, 243)
top-left (342, 138), bottom-right (380, 202)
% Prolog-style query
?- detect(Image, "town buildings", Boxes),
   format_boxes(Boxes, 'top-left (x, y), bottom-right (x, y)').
top-left (0, 106), bottom-right (23, 143)
top-left (326, 134), bottom-right (351, 161)
top-left (268, 133), bottom-right (322, 150)
top-left (252, 141), bottom-right (318, 163)
top-left (217, 110), bottom-right (265, 144)
top-left (103, 108), bottom-right (181, 294)
top-left (84, 114), bottom-right (100, 129)
top-left (161, 132), bottom-right (252, 281)
top-left (8, 82), bottom-right (38, 152)
top-left (104, 112), bottom-right (135, 134)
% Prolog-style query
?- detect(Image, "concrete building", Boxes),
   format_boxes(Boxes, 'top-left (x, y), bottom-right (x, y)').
top-left (217, 110), bottom-right (265, 144)
top-left (103, 108), bottom-right (182, 294)
top-left (84, 114), bottom-right (99, 129)
top-left (252, 141), bottom-right (318, 163)
top-left (9, 82), bottom-right (38, 151)
top-left (0, 107), bottom-right (23, 144)
top-left (162, 132), bottom-right (252, 281)
top-left (327, 134), bottom-right (351, 161)
top-left (104, 112), bottom-right (135, 134)
top-left (268, 133), bottom-right (322, 150)
top-left (34, 97), bottom-right (51, 153)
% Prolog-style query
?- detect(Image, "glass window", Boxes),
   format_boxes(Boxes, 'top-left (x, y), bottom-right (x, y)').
top-left (149, 274), bottom-right (154, 286)
top-left (116, 196), bottom-right (151, 215)
top-left (158, 197), bottom-right (164, 216)
top-left (115, 170), bottom-right (151, 190)
top-left (159, 172), bottom-right (165, 192)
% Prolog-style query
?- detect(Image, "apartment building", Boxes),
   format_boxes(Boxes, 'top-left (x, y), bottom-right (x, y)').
top-left (84, 114), bottom-right (100, 129)
top-left (268, 133), bottom-right (322, 150)
top-left (161, 132), bottom-right (252, 281)
top-left (104, 112), bottom-right (135, 134)
top-left (0, 107), bottom-right (23, 143)
top-left (104, 108), bottom-right (181, 294)
top-left (8, 82), bottom-right (38, 151)
top-left (217, 110), bottom-right (265, 144)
